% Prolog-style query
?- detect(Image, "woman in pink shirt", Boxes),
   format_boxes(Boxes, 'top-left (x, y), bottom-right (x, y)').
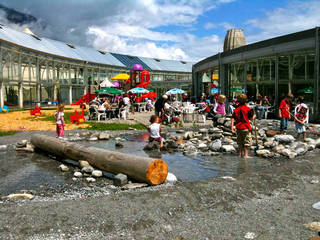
top-left (214, 94), bottom-right (226, 116)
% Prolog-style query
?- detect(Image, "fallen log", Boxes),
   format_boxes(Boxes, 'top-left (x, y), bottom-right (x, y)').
top-left (31, 134), bottom-right (168, 185)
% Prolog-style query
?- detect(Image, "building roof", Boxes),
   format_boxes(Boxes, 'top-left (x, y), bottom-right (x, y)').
top-left (0, 25), bottom-right (194, 72)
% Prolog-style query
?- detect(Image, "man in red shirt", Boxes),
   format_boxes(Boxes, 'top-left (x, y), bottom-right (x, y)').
top-left (231, 93), bottom-right (255, 158)
top-left (279, 93), bottom-right (293, 134)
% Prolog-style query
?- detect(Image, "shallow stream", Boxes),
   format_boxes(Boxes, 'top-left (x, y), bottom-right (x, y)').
top-left (0, 134), bottom-right (273, 195)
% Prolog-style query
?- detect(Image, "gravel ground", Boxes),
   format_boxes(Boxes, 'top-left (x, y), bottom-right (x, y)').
top-left (1, 126), bottom-right (320, 239)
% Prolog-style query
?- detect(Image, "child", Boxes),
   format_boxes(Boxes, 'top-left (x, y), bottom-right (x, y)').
top-left (147, 115), bottom-right (163, 148)
top-left (54, 103), bottom-right (65, 138)
top-left (279, 93), bottom-right (293, 134)
top-left (231, 93), bottom-right (255, 158)
top-left (214, 94), bottom-right (226, 116)
top-left (294, 103), bottom-right (308, 141)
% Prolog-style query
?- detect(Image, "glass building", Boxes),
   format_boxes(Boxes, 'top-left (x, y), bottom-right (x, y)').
top-left (0, 25), bottom-right (193, 108)
top-left (193, 28), bottom-right (320, 121)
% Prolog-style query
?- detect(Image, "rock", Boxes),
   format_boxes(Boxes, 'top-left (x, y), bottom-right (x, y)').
top-left (274, 135), bottom-right (295, 144)
top-left (81, 166), bottom-right (94, 174)
top-left (198, 143), bottom-right (207, 149)
top-left (115, 140), bottom-right (124, 148)
top-left (295, 147), bottom-right (308, 155)
top-left (92, 170), bottom-right (103, 178)
top-left (256, 149), bottom-right (271, 158)
top-left (281, 149), bottom-right (297, 159)
top-left (209, 127), bottom-right (223, 134)
top-left (217, 118), bottom-right (226, 125)
top-left (98, 132), bottom-right (110, 140)
top-left (165, 172), bottom-right (177, 184)
top-left (266, 130), bottom-right (278, 137)
top-left (244, 232), bottom-right (257, 239)
top-left (183, 131), bottom-right (194, 140)
top-left (315, 138), bottom-right (320, 148)
top-left (199, 128), bottom-right (208, 133)
top-left (211, 133), bottom-right (223, 140)
top-left (16, 140), bottom-right (28, 148)
top-left (208, 139), bottom-right (222, 151)
top-left (16, 143), bottom-right (34, 153)
top-left (144, 141), bottom-right (160, 150)
top-left (223, 132), bottom-right (233, 137)
top-left (224, 120), bottom-right (231, 128)
top-left (221, 176), bottom-right (236, 181)
top-left (223, 137), bottom-right (234, 145)
top-left (304, 222), bottom-right (320, 232)
top-left (6, 193), bottom-right (34, 200)
top-left (88, 137), bottom-right (98, 141)
top-left (113, 173), bottom-right (128, 186)
top-left (79, 160), bottom-right (90, 168)
top-left (221, 145), bottom-right (236, 153)
top-left (176, 129), bottom-right (185, 134)
top-left (74, 172), bottom-right (83, 178)
top-left (86, 177), bottom-right (96, 183)
top-left (308, 145), bottom-right (316, 151)
top-left (0, 145), bottom-right (7, 151)
top-left (273, 144), bottom-right (285, 154)
top-left (176, 139), bottom-right (185, 145)
top-left (58, 164), bottom-right (69, 172)
top-left (263, 141), bottom-right (273, 148)
top-left (80, 131), bottom-right (91, 137)
top-left (305, 138), bottom-right (316, 144)
top-left (166, 140), bottom-right (178, 149)
top-left (121, 183), bottom-right (148, 190)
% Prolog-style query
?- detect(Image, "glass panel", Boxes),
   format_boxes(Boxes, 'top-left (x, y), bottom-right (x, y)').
top-left (4, 85), bottom-right (18, 106)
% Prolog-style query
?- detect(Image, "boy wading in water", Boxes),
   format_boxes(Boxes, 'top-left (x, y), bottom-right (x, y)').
top-left (147, 115), bottom-right (163, 148)
top-left (231, 94), bottom-right (255, 158)
top-left (54, 103), bottom-right (65, 138)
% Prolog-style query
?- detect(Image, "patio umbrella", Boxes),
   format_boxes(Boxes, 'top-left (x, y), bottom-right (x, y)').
top-left (95, 88), bottom-right (125, 95)
top-left (166, 88), bottom-right (185, 95)
top-left (111, 73), bottom-right (130, 81)
top-left (99, 77), bottom-right (116, 88)
top-left (230, 87), bottom-right (244, 92)
top-left (128, 87), bottom-right (149, 94)
top-left (297, 87), bottom-right (313, 94)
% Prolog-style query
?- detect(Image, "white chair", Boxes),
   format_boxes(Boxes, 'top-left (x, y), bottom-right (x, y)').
top-left (97, 110), bottom-right (106, 121)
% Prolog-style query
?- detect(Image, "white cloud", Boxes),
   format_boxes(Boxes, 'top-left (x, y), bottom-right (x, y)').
top-left (246, 0), bottom-right (320, 43)
top-left (0, 0), bottom-right (233, 61)
top-left (204, 22), bottom-right (217, 30)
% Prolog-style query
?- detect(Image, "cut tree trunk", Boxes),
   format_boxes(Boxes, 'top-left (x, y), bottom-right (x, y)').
top-left (31, 134), bottom-right (168, 185)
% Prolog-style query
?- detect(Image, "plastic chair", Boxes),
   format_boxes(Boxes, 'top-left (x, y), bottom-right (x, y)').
top-left (97, 109), bottom-right (106, 121)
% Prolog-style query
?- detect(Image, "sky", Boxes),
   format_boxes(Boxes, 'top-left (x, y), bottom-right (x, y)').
top-left (0, 0), bottom-right (319, 62)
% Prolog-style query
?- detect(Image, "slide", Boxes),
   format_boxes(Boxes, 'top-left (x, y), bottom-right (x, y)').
top-left (72, 93), bottom-right (97, 105)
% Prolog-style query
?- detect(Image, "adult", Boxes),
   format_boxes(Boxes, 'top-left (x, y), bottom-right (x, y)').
top-left (154, 94), bottom-right (168, 117)
top-left (255, 94), bottom-right (268, 120)
top-left (279, 93), bottom-right (293, 134)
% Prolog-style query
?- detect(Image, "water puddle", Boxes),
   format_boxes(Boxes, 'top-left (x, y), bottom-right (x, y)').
top-left (0, 134), bottom-right (272, 195)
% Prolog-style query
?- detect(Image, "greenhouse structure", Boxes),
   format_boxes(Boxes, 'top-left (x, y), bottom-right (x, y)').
top-left (0, 25), bottom-right (193, 108)
top-left (193, 28), bottom-right (320, 120)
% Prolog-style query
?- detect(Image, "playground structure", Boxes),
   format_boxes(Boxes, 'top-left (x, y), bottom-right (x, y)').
top-left (70, 109), bottom-right (85, 124)
top-left (30, 106), bottom-right (42, 116)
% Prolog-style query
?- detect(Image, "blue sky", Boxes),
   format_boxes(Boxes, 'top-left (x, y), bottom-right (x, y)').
top-left (1, 0), bottom-right (319, 62)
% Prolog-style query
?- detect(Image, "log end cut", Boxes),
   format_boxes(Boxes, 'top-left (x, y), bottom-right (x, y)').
top-left (146, 160), bottom-right (168, 185)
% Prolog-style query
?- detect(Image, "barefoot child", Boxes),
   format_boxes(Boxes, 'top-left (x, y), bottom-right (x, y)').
top-left (147, 115), bottom-right (163, 148)
top-left (54, 103), bottom-right (65, 138)
top-left (294, 103), bottom-right (308, 141)
top-left (231, 94), bottom-right (255, 158)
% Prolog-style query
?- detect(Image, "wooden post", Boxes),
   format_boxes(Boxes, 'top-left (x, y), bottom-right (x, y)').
top-left (31, 134), bottom-right (168, 185)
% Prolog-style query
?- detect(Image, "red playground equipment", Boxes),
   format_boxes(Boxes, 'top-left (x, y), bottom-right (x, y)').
top-left (30, 106), bottom-right (42, 116)
top-left (72, 93), bottom-right (97, 105)
top-left (70, 109), bottom-right (85, 124)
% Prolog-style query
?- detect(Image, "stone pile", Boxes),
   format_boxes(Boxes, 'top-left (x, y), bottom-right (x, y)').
top-left (144, 116), bottom-right (320, 159)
